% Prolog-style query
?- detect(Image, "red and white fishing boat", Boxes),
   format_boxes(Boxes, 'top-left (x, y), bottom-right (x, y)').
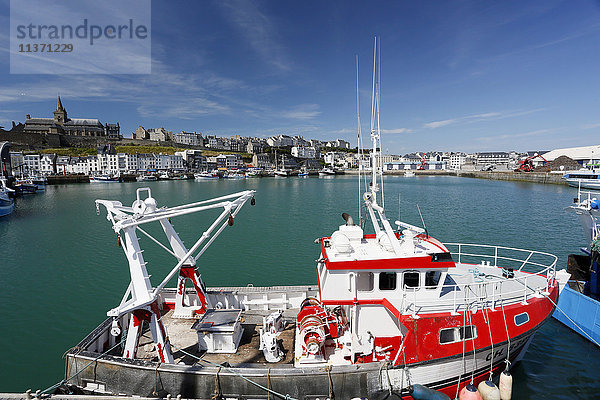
top-left (62, 41), bottom-right (559, 400)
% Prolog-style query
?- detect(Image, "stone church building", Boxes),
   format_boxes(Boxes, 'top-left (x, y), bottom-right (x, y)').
top-left (24, 97), bottom-right (120, 139)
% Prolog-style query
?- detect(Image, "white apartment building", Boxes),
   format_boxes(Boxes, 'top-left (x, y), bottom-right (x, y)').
top-left (324, 151), bottom-right (348, 167)
top-left (118, 153), bottom-right (139, 174)
top-left (267, 135), bottom-right (294, 147)
top-left (23, 154), bottom-right (41, 175)
top-left (291, 146), bottom-right (318, 159)
top-left (40, 154), bottom-right (56, 175)
top-left (449, 153), bottom-right (466, 170)
top-left (174, 132), bottom-right (203, 146)
top-left (216, 154), bottom-right (244, 169)
top-left (326, 139), bottom-right (351, 149)
top-left (97, 153), bottom-right (119, 175)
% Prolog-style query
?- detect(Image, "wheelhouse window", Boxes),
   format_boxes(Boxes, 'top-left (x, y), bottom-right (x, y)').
top-left (439, 325), bottom-right (478, 344)
top-left (425, 271), bottom-right (442, 289)
top-left (403, 271), bottom-right (420, 289)
top-left (356, 272), bottom-right (374, 292)
top-left (379, 272), bottom-right (397, 290)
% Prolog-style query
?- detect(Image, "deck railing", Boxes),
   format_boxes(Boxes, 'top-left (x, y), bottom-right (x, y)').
top-left (401, 243), bottom-right (558, 317)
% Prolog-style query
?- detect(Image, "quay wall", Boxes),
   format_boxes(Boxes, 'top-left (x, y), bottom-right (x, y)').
top-left (47, 174), bottom-right (138, 184)
top-left (348, 169), bottom-right (567, 185)
top-left (454, 171), bottom-right (565, 185)
top-left (43, 171), bottom-right (566, 186)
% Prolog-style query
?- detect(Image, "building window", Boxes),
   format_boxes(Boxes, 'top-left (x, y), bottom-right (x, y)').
top-left (439, 325), bottom-right (477, 344)
top-left (514, 312), bottom-right (529, 326)
top-left (356, 272), bottom-right (374, 292)
top-left (379, 272), bottom-right (397, 291)
top-left (403, 271), bottom-right (420, 289)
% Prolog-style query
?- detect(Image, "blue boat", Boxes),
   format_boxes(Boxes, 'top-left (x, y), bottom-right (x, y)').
top-left (553, 189), bottom-right (600, 345)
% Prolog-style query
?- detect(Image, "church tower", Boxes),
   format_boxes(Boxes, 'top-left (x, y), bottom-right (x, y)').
top-left (53, 96), bottom-right (67, 125)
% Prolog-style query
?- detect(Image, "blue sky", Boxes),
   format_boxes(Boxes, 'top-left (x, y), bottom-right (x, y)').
top-left (1, 0), bottom-right (600, 154)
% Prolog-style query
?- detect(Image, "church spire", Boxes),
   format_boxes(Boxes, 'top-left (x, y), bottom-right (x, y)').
top-left (54, 96), bottom-right (67, 125)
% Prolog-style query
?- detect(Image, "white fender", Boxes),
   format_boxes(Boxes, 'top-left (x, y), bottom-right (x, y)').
top-left (477, 380), bottom-right (501, 400)
top-left (499, 371), bottom-right (513, 400)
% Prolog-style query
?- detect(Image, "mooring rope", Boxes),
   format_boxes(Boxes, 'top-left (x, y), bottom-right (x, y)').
top-left (211, 367), bottom-right (222, 400)
top-left (326, 365), bottom-right (334, 400)
top-left (466, 303), bottom-right (477, 384)
top-left (153, 362), bottom-right (161, 396)
top-left (483, 306), bottom-right (494, 380)
top-left (455, 308), bottom-right (468, 399)
top-left (541, 292), bottom-right (600, 346)
top-left (500, 298), bottom-right (511, 364)
top-left (38, 336), bottom-right (126, 397)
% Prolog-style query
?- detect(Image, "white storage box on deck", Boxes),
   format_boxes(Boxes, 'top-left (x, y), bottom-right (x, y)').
top-left (191, 309), bottom-right (244, 353)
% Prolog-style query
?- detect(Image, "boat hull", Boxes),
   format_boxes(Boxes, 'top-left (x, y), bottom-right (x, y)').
top-left (553, 284), bottom-right (600, 345)
top-left (65, 327), bottom-right (537, 399)
top-left (0, 198), bottom-right (14, 217)
top-left (564, 178), bottom-right (600, 189)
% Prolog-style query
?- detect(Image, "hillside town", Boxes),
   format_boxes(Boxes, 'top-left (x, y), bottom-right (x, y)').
top-left (1, 98), bottom-right (599, 178)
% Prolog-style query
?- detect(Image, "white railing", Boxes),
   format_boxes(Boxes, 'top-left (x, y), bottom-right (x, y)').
top-left (400, 243), bottom-right (558, 316)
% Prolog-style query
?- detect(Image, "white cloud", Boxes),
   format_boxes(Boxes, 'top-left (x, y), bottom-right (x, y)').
top-left (218, 0), bottom-right (290, 71)
top-left (424, 119), bottom-right (455, 129)
top-left (423, 109), bottom-right (543, 129)
top-left (478, 128), bottom-right (552, 142)
top-left (581, 122), bottom-right (600, 130)
top-left (281, 104), bottom-right (321, 120)
top-left (382, 128), bottom-right (413, 134)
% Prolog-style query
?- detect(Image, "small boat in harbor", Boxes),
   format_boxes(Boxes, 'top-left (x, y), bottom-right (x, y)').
top-left (0, 178), bottom-right (14, 217)
top-left (274, 169), bottom-right (291, 177)
top-left (62, 40), bottom-right (559, 399)
top-left (224, 171), bottom-right (246, 179)
top-left (136, 174), bottom-right (158, 182)
top-left (553, 189), bottom-right (600, 345)
top-left (404, 170), bottom-right (415, 177)
top-left (89, 174), bottom-right (120, 183)
top-left (194, 171), bottom-right (219, 180)
top-left (30, 175), bottom-right (48, 190)
top-left (319, 167), bottom-right (336, 176)
top-left (13, 178), bottom-right (37, 195)
top-left (562, 169), bottom-right (600, 190)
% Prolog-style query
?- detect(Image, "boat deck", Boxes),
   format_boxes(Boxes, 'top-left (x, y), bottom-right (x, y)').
top-left (135, 309), bottom-right (297, 366)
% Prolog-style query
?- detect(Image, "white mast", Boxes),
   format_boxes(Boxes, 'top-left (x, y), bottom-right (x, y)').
top-left (356, 54), bottom-right (362, 225)
top-left (364, 37), bottom-right (402, 255)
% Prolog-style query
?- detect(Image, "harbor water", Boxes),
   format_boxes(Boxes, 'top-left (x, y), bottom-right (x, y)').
top-left (1, 175), bottom-right (599, 398)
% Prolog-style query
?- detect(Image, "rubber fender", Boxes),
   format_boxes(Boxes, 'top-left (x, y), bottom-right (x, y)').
top-left (409, 384), bottom-right (451, 400)
top-left (459, 383), bottom-right (483, 400)
top-left (477, 380), bottom-right (501, 400)
top-left (499, 371), bottom-right (513, 400)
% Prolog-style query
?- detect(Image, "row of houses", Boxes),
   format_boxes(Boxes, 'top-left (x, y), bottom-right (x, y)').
top-left (323, 151), bottom-right (558, 171)
top-left (10, 152), bottom-right (185, 176)
top-left (133, 128), bottom-right (351, 155)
